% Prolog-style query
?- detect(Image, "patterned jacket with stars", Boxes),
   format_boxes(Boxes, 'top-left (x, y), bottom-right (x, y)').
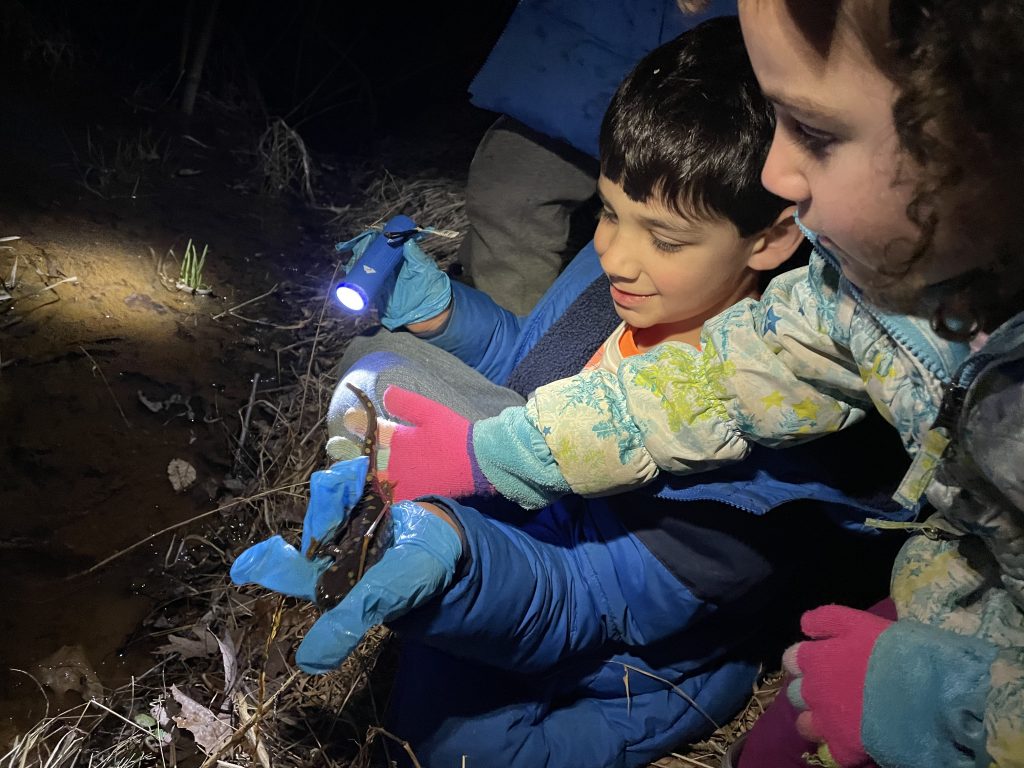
top-left (470, 237), bottom-right (1024, 766)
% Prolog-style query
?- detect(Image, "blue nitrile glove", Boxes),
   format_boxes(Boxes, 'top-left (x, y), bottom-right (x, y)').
top-left (229, 456), bottom-right (463, 674)
top-left (339, 230), bottom-right (452, 330)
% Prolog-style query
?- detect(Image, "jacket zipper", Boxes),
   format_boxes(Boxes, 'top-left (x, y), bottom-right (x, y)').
top-left (811, 243), bottom-right (957, 384)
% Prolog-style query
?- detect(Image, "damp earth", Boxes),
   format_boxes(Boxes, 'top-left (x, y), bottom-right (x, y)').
top-left (0, 51), bottom-right (491, 744)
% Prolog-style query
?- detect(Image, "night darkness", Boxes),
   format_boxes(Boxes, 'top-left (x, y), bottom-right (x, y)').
top-left (3, 1), bottom-right (517, 148)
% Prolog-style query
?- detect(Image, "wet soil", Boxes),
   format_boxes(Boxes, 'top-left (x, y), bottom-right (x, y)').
top-left (0, 65), bottom-right (486, 742)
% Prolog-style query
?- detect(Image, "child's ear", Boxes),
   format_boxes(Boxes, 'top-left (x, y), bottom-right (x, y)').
top-left (746, 206), bottom-right (804, 271)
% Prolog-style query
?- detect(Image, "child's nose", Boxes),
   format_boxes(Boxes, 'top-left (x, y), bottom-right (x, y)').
top-left (761, 129), bottom-right (810, 204)
top-left (598, 230), bottom-right (639, 278)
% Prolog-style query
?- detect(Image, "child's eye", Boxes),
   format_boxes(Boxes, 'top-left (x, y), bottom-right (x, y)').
top-left (598, 207), bottom-right (618, 223)
top-left (651, 235), bottom-right (685, 253)
top-left (790, 120), bottom-right (837, 158)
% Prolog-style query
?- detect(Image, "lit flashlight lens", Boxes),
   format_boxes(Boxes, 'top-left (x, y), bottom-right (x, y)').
top-left (336, 284), bottom-right (367, 312)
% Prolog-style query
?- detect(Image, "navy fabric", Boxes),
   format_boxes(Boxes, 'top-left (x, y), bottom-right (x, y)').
top-left (469, 0), bottom-right (737, 157)
top-left (504, 269), bottom-right (618, 396)
top-left (429, 240), bottom-right (609, 383)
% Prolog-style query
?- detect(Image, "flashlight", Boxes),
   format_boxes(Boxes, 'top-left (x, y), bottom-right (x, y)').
top-left (335, 214), bottom-right (418, 313)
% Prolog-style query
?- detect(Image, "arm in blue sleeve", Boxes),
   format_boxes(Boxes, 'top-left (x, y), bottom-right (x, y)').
top-left (391, 496), bottom-right (701, 673)
top-left (422, 281), bottom-right (525, 381)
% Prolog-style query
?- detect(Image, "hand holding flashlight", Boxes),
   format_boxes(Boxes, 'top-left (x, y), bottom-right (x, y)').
top-left (335, 215), bottom-right (453, 330)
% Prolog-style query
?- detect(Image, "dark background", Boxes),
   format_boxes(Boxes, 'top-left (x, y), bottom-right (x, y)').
top-left (2, 0), bottom-right (519, 150)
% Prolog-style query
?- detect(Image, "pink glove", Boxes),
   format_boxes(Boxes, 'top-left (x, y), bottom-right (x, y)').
top-left (783, 605), bottom-right (893, 768)
top-left (339, 385), bottom-right (494, 502)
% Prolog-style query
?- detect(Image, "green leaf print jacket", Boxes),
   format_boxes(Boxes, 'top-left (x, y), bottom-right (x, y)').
top-left (471, 247), bottom-right (1024, 766)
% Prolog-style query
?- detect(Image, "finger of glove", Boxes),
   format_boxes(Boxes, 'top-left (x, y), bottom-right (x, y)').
top-left (795, 637), bottom-right (872, 766)
top-left (229, 536), bottom-right (320, 602)
top-left (800, 604), bottom-right (888, 639)
top-left (337, 230), bottom-right (378, 269)
top-left (326, 435), bottom-right (365, 462)
top-left (296, 507), bottom-right (460, 674)
top-left (786, 673), bottom-right (808, 711)
top-left (402, 238), bottom-right (435, 269)
top-left (782, 642), bottom-right (802, 678)
top-left (340, 407), bottom-right (392, 472)
top-left (380, 240), bottom-right (451, 330)
top-left (794, 710), bottom-right (825, 744)
top-left (382, 385), bottom-right (462, 430)
top-left (300, 457), bottom-right (369, 554)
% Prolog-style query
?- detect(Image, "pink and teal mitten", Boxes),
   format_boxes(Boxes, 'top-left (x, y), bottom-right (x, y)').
top-left (782, 605), bottom-right (893, 768)
top-left (329, 385), bottom-right (495, 502)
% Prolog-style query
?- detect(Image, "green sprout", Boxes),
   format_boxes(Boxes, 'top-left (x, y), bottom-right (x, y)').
top-left (177, 238), bottom-right (212, 295)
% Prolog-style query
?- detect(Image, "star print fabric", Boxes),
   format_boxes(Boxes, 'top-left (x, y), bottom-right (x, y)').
top-left (515, 253), bottom-right (963, 502)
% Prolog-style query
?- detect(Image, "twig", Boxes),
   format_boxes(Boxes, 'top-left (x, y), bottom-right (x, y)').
top-left (197, 669), bottom-right (302, 768)
top-left (666, 753), bottom-right (716, 768)
top-left (9, 668), bottom-right (50, 717)
top-left (72, 481), bottom-right (306, 577)
top-left (80, 346), bottom-right (131, 428)
top-left (23, 275), bottom-right (79, 300)
top-left (296, 260), bottom-right (343, 428)
top-left (365, 727), bottom-right (424, 768)
top-left (212, 283), bottom-right (279, 321)
top-left (297, 414), bottom-right (326, 446)
top-left (617, 662), bottom-right (723, 751)
top-left (83, 698), bottom-right (156, 738)
top-left (6, 253), bottom-right (19, 288)
top-left (234, 372), bottom-right (260, 471)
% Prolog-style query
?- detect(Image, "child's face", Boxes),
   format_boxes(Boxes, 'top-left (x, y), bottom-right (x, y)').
top-left (594, 175), bottom-right (759, 343)
top-left (738, 1), bottom-right (952, 313)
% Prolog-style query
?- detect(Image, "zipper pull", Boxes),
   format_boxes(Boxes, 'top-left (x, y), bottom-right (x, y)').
top-left (864, 517), bottom-right (960, 541)
top-left (931, 381), bottom-right (968, 432)
top-left (892, 427), bottom-right (952, 510)
top-left (891, 380), bottom-right (966, 509)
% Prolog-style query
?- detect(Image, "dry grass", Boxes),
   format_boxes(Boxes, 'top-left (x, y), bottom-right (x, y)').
top-left (5, 167), bottom-right (770, 768)
top-left (255, 118), bottom-right (317, 203)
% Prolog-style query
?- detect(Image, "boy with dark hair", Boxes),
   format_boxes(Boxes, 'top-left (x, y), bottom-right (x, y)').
top-left (231, 16), bottom-right (911, 767)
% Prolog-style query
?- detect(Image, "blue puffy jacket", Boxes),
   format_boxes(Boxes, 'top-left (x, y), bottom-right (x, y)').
top-left (469, 0), bottom-right (737, 157)
top-left (379, 244), bottom-right (913, 767)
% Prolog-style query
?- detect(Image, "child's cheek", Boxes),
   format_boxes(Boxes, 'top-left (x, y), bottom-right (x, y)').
top-left (594, 219), bottom-right (614, 257)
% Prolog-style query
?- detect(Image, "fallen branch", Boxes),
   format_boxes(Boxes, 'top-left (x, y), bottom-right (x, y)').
top-left (80, 346), bottom-right (131, 428)
top-left (23, 275), bottom-right (79, 300)
top-left (234, 372), bottom-right (260, 472)
top-left (212, 283), bottom-right (279, 321)
top-left (72, 481), bottom-right (307, 577)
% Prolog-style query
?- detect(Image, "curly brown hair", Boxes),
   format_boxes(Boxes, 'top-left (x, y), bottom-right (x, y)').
top-left (786, 0), bottom-right (1024, 335)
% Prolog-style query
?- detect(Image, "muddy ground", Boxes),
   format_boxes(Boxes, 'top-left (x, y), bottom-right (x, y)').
top-left (0, 52), bottom-right (492, 743)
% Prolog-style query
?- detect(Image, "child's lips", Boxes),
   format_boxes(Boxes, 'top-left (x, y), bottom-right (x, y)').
top-left (610, 284), bottom-right (654, 308)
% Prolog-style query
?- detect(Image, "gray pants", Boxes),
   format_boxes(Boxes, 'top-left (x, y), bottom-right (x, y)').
top-left (458, 116), bottom-right (599, 316)
top-left (327, 329), bottom-right (525, 450)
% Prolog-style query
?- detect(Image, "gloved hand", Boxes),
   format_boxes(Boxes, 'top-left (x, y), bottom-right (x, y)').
top-left (339, 230), bottom-right (451, 330)
top-left (229, 456), bottom-right (463, 674)
top-left (783, 605), bottom-right (894, 768)
top-left (326, 385), bottom-right (495, 502)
